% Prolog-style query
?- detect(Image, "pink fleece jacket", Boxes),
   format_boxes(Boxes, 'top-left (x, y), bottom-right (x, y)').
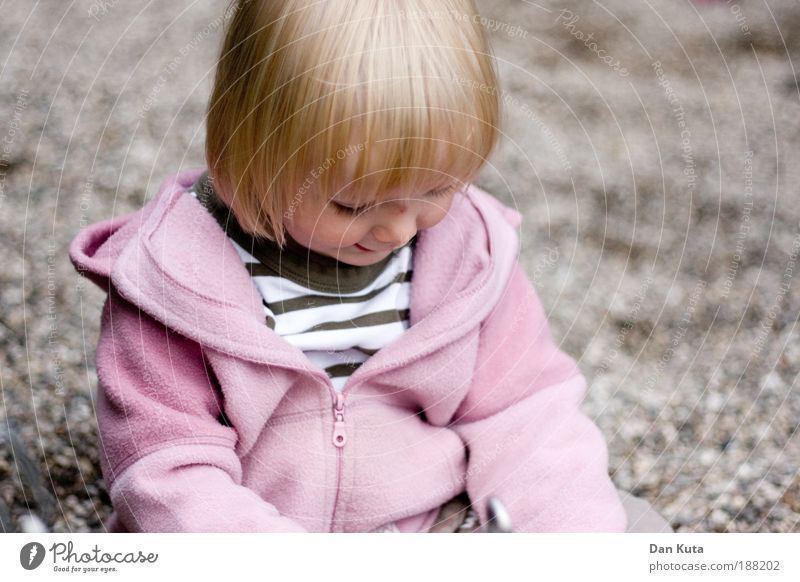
top-left (68, 167), bottom-right (627, 533)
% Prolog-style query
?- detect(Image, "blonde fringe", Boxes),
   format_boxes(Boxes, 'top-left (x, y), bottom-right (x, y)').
top-left (206, 0), bottom-right (499, 246)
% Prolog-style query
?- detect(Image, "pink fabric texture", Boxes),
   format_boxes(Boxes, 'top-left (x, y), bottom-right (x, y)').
top-left (69, 167), bottom-right (627, 533)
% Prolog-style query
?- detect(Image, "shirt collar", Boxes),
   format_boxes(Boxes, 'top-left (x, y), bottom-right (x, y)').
top-left (192, 170), bottom-right (414, 294)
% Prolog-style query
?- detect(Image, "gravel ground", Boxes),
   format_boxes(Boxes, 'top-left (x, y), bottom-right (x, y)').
top-left (0, 0), bottom-right (798, 533)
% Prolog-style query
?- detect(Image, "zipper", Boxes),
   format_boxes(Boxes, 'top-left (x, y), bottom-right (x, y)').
top-left (332, 391), bottom-right (347, 447)
top-left (330, 389), bottom-right (345, 533)
top-left (297, 351), bottom-right (436, 531)
top-left (321, 378), bottom-right (348, 533)
top-left (271, 286), bottom-right (473, 530)
top-left (320, 347), bottom-right (441, 531)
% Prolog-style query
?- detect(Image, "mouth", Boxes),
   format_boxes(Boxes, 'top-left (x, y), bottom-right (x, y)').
top-left (355, 242), bottom-right (407, 253)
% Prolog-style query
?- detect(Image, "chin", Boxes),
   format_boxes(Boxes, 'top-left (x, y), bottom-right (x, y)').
top-left (338, 253), bottom-right (386, 266)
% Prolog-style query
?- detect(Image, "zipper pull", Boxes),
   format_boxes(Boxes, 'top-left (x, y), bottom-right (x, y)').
top-left (332, 392), bottom-right (347, 448)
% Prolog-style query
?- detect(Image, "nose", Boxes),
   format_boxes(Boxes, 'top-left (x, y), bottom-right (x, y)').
top-left (371, 208), bottom-right (417, 248)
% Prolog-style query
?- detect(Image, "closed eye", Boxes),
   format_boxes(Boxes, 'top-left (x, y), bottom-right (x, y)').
top-left (331, 184), bottom-right (459, 215)
top-left (427, 183), bottom-right (459, 198)
top-left (331, 201), bottom-right (373, 215)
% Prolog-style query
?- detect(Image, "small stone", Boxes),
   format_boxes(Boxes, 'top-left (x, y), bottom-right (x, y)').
top-left (709, 509), bottom-right (729, 529)
top-left (18, 513), bottom-right (48, 533)
top-left (781, 479), bottom-right (800, 512)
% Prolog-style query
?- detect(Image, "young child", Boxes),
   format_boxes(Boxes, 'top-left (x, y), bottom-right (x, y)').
top-left (70, 0), bottom-right (634, 533)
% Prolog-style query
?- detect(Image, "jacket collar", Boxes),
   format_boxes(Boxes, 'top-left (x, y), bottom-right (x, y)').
top-left (73, 168), bottom-right (522, 380)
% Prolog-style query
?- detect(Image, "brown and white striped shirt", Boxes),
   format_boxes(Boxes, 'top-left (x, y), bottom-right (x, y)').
top-left (189, 172), bottom-right (415, 393)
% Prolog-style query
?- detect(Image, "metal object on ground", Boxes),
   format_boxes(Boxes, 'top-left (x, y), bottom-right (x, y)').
top-left (484, 496), bottom-right (513, 533)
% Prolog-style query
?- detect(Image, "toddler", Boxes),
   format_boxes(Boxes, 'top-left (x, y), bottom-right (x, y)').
top-left (70, 0), bottom-right (636, 533)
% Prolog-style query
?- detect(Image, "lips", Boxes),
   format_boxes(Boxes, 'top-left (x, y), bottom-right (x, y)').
top-left (355, 242), bottom-right (399, 253)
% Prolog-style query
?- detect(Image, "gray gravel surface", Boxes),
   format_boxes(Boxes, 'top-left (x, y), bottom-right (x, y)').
top-left (0, 0), bottom-right (798, 533)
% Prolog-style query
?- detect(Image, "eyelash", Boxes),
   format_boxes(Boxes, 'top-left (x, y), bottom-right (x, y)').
top-left (331, 185), bottom-right (458, 216)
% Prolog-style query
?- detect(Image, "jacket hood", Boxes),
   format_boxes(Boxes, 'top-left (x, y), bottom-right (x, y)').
top-left (70, 168), bottom-right (523, 370)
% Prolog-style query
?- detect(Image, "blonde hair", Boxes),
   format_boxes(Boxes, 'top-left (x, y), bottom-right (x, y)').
top-left (206, 0), bottom-right (500, 246)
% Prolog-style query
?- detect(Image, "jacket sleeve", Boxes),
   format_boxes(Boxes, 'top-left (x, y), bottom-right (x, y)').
top-left (450, 262), bottom-right (627, 532)
top-left (94, 289), bottom-right (307, 532)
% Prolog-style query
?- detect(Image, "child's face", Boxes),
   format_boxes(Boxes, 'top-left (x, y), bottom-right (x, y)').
top-left (283, 137), bottom-right (466, 266)
top-left (283, 181), bottom-right (457, 266)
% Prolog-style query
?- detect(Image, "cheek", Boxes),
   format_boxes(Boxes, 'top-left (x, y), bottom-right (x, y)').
top-left (326, 214), bottom-right (371, 243)
top-left (419, 200), bottom-right (453, 229)
top-left (292, 210), bottom-right (369, 246)
top-left (284, 212), bottom-right (326, 248)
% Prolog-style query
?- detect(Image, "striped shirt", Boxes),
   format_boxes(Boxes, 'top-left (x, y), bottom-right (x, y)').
top-left (188, 172), bottom-right (414, 392)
